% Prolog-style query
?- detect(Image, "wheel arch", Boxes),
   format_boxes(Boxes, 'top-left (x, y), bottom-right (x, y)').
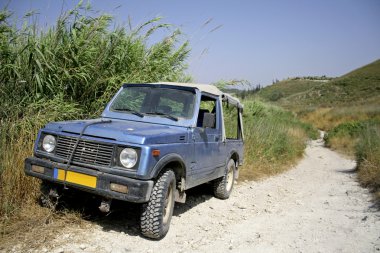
top-left (151, 153), bottom-right (187, 189)
top-left (229, 150), bottom-right (240, 179)
top-left (229, 150), bottom-right (239, 167)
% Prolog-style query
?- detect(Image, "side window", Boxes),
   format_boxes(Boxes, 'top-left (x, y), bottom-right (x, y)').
top-left (223, 102), bottom-right (238, 139)
top-left (197, 95), bottom-right (217, 128)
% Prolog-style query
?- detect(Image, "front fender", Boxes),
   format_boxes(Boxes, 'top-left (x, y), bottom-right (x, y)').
top-left (149, 153), bottom-right (187, 179)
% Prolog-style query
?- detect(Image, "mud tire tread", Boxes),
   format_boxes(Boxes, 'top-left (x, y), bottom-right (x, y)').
top-left (140, 170), bottom-right (176, 239)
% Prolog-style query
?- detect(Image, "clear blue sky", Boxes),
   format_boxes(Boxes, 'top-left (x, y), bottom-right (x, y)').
top-left (3, 0), bottom-right (380, 86)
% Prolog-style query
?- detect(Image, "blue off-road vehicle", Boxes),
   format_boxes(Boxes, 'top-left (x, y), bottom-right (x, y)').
top-left (25, 82), bottom-right (244, 239)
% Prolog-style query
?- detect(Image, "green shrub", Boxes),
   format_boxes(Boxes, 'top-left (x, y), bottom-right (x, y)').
top-left (269, 90), bottom-right (284, 101)
top-left (325, 121), bottom-right (365, 141)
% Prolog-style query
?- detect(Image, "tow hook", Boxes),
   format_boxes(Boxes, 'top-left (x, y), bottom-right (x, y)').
top-left (99, 199), bottom-right (112, 213)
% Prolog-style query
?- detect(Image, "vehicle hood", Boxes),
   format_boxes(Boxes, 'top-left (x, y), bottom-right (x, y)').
top-left (44, 118), bottom-right (189, 145)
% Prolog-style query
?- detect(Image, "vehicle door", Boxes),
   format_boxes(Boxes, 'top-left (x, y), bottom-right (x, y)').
top-left (192, 94), bottom-right (225, 184)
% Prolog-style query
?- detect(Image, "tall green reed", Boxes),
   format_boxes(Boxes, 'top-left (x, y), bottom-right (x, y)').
top-left (0, 3), bottom-right (190, 218)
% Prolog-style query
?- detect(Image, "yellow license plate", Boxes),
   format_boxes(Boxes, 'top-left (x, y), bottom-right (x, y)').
top-left (54, 168), bottom-right (97, 188)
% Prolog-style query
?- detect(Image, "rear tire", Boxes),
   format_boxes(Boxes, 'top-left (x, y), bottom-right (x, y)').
top-left (140, 170), bottom-right (176, 239)
top-left (213, 159), bottom-right (236, 199)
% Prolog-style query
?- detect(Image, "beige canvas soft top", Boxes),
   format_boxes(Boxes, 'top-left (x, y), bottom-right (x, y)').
top-left (150, 82), bottom-right (243, 109)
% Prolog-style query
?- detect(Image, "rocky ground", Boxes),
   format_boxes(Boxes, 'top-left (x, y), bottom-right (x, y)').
top-left (7, 135), bottom-right (380, 253)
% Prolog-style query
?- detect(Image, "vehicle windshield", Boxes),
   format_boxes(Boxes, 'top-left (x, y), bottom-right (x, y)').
top-left (110, 86), bottom-right (196, 120)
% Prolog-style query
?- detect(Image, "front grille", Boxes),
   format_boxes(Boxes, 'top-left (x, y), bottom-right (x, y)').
top-left (56, 135), bottom-right (114, 167)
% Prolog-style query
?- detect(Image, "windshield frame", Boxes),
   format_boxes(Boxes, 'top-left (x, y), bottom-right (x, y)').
top-left (102, 84), bottom-right (200, 127)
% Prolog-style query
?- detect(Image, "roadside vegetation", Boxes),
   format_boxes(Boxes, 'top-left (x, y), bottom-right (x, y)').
top-left (237, 100), bottom-right (317, 180)
top-left (0, 3), bottom-right (190, 228)
top-left (0, 4), bottom-right (317, 245)
top-left (218, 80), bottom-right (318, 180)
top-left (254, 60), bottom-right (380, 201)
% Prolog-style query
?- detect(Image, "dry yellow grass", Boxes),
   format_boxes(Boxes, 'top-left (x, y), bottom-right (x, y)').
top-left (0, 133), bottom-right (41, 219)
top-left (287, 127), bottom-right (308, 143)
top-left (239, 156), bottom-right (303, 181)
top-left (326, 136), bottom-right (359, 158)
top-left (0, 201), bottom-right (86, 252)
top-left (301, 107), bottom-right (333, 130)
top-left (358, 159), bottom-right (380, 196)
top-left (301, 105), bottom-right (380, 131)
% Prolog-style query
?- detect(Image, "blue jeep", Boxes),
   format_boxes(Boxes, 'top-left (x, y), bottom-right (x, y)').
top-left (24, 82), bottom-right (244, 239)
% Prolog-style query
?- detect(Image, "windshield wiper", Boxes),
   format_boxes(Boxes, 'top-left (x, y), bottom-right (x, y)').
top-left (113, 108), bottom-right (144, 118)
top-left (145, 111), bottom-right (179, 121)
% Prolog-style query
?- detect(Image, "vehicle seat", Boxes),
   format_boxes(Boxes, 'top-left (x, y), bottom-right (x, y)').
top-left (197, 109), bottom-right (209, 127)
top-left (156, 105), bottom-right (172, 114)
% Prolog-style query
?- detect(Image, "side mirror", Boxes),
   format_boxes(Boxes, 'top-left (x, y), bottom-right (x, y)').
top-left (202, 113), bottom-right (216, 128)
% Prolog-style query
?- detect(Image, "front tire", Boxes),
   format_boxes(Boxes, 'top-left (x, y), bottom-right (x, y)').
top-left (213, 159), bottom-right (236, 199)
top-left (140, 170), bottom-right (176, 239)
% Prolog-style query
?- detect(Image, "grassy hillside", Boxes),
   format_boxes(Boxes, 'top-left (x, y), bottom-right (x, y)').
top-left (254, 59), bottom-right (380, 201)
top-left (256, 78), bottom-right (327, 105)
top-left (258, 60), bottom-right (380, 112)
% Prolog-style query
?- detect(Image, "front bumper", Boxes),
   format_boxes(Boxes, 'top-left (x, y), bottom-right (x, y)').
top-left (25, 157), bottom-right (153, 203)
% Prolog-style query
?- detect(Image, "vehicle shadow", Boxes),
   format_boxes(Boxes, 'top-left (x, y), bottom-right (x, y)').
top-left (56, 183), bottom-right (214, 238)
top-left (173, 183), bottom-right (213, 217)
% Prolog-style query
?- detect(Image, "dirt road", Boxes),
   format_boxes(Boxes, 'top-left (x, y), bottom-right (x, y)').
top-left (14, 134), bottom-right (380, 253)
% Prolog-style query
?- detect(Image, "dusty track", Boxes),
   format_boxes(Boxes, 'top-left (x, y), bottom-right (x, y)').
top-left (9, 135), bottom-right (380, 253)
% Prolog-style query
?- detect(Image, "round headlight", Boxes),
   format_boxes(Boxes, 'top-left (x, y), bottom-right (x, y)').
top-left (120, 148), bottom-right (138, 168)
top-left (42, 135), bottom-right (56, 153)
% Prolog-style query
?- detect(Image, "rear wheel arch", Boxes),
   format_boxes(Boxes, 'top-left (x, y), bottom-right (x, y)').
top-left (230, 151), bottom-right (239, 166)
top-left (228, 151), bottom-right (239, 174)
